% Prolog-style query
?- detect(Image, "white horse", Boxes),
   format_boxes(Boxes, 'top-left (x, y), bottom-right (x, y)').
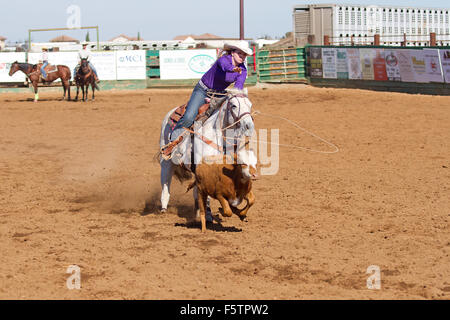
top-left (159, 89), bottom-right (255, 215)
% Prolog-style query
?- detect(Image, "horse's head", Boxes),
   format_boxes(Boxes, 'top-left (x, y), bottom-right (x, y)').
top-left (225, 89), bottom-right (254, 137)
top-left (8, 61), bottom-right (19, 76)
top-left (80, 58), bottom-right (89, 73)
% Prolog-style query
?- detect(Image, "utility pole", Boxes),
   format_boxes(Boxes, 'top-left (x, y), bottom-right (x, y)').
top-left (240, 0), bottom-right (244, 40)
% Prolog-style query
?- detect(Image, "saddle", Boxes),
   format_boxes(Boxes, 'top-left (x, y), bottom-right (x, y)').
top-left (168, 96), bottom-right (228, 130)
top-left (162, 96), bottom-right (228, 160)
top-left (38, 63), bottom-right (58, 73)
top-left (168, 102), bottom-right (210, 130)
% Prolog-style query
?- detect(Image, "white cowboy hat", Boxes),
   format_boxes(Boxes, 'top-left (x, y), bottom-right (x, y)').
top-left (82, 42), bottom-right (88, 46)
top-left (223, 41), bottom-right (253, 56)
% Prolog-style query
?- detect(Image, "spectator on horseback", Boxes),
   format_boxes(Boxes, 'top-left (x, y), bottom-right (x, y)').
top-left (40, 47), bottom-right (49, 81)
top-left (74, 42), bottom-right (99, 83)
top-left (167, 41), bottom-right (253, 148)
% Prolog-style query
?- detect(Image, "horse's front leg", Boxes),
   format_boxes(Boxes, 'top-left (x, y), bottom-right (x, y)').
top-left (84, 84), bottom-right (89, 102)
top-left (91, 82), bottom-right (95, 101)
top-left (33, 82), bottom-right (39, 102)
top-left (75, 84), bottom-right (79, 101)
top-left (160, 159), bottom-right (174, 213)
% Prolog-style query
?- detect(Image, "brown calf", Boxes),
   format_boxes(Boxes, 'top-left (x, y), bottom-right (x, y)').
top-left (187, 149), bottom-right (258, 232)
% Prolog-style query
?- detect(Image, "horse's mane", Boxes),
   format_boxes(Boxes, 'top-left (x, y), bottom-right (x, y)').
top-left (226, 87), bottom-right (248, 97)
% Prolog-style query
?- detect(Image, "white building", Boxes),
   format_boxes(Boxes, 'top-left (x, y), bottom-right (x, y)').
top-left (293, 4), bottom-right (450, 46)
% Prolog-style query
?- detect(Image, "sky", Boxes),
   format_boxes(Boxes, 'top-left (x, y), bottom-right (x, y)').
top-left (1, 0), bottom-right (450, 43)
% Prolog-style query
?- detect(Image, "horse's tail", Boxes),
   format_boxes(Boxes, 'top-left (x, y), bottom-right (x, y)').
top-left (173, 165), bottom-right (193, 183)
top-left (186, 180), bottom-right (196, 193)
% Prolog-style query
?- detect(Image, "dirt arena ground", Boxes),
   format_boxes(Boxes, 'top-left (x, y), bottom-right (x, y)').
top-left (0, 84), bottom-right (449, 300)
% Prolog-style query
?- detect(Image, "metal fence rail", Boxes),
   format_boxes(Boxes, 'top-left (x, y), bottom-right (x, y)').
top-left (256, 48), bottom-right (306, 82)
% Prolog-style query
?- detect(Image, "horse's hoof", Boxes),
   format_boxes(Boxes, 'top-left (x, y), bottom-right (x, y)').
top-left (160, 208), bottom-right (167, 213)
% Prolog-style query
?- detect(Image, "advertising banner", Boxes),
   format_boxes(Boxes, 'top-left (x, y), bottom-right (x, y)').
top-left (347, 48), bottom-right (362, 80)
top-left (423, 49), bottom-right (444, 83)
top-left (396, 50), bottom-right (416, 82)
top-left (373, 49), bottom-right (388, 81)
top-left (359, 49), bottom-right (375, 80)
top-left (336, 48), bottom-right (349, 79)
top-left (309, 47), bottom-right (323, 78)
top-left (322, 48), bottom-right (337, 79)
top-left (384, 50), bottom-right (401, 81)
top-left (0, 52), bottom-right (27, 82)
top-left (90, 51), bottom-right (117, 81)
top-left (409, 50), bottom-right (428, 83)
top-left (160, 49), bottom-right (217, 80)
top-left (116, 50), bottom-right (146, 80)
top-left (440, 49), bottom-right (450, 83)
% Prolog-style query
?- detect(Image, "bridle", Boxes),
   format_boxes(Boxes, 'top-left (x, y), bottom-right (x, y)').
top-left (225, 93), bottom-right (253, 129)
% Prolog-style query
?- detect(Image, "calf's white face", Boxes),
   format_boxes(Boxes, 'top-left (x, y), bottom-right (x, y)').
top-left (237, 149), bottom-right (258, 181)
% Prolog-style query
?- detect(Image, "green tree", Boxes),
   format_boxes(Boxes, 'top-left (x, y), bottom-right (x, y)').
top-left (85, 32), bottom-right (90, 42)
top-left (137, 31), bottom-right (141, 41)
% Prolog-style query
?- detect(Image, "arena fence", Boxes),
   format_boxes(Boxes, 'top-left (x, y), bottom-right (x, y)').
top-left (145, 49), bottom-right (258, 88)
top-left (256, 48), bottom-right (307, 82)
top-left (305, 45), bottom-right (450, 95)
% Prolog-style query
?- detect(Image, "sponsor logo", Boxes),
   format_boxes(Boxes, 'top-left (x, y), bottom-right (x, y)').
top-left (188, 54), bottom-right (215, 74)
top-left (119, 55), bottom-right (143, 63)
top-left (385, 53), bottom-right (398, 66)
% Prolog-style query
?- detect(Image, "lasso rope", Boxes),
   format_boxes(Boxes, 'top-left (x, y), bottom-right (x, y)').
top-left (222, 109), bottom-right (340, 155)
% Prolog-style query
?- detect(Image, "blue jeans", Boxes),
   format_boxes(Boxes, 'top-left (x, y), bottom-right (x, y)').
top-left (41, 61), bottom-right (48, 78)
top-left (170, 82), bottom-right (208, 141)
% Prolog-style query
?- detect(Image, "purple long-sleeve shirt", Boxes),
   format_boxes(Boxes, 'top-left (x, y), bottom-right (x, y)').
top-left (201, 54), bottom-right (247, 91)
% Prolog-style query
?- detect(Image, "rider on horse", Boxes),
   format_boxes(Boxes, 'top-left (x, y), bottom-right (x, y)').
top-left (40, 47), bottom-right (49, 81)
top-left (74, 42), bottom-right (100, 83)
top-left (161, 41), bottom-right (253, 158)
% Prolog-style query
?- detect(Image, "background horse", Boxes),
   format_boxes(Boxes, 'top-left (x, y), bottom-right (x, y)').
top-left (8, 61), bottom-right (71, 102)
top-left (75, 58), bottom-right (99, 102)
top-left (159, 90), bottom-right (255, 218)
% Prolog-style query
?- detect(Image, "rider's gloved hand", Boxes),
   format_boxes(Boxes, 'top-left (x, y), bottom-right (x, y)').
top-left (233, 67), bottom-right (242, 74)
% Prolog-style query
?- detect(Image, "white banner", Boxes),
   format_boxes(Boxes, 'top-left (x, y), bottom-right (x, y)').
top-left (396, 50), bottom-right (416, 82)
top-left (336, 48), bottom-right (349, 79)
top-left (116, 50), bottom-right (146, 80)
top-left (440, 49), bottom-right (450, 83)
top-left (322, 48), bottom-right (337, 79)
top-left (160, 49), bottom-right (217, 80)
top-left (409, 50), bottom-right (428, 83)
top-left (384, 50), bottom-right (401, 81)
top-left (0, 52), bottom-right (27, 82)
top-left (347, 48), bottom-right (362, 80)
top-left (359, 49), bottom-right (375, 80)
top-left (423, 49), bottom-right (444, 83)
top-left (90, 51), bottom-right (116, 81)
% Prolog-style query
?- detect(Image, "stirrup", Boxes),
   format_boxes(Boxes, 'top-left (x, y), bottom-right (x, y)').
top-left (160, 135), bottom-right (183, 160)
